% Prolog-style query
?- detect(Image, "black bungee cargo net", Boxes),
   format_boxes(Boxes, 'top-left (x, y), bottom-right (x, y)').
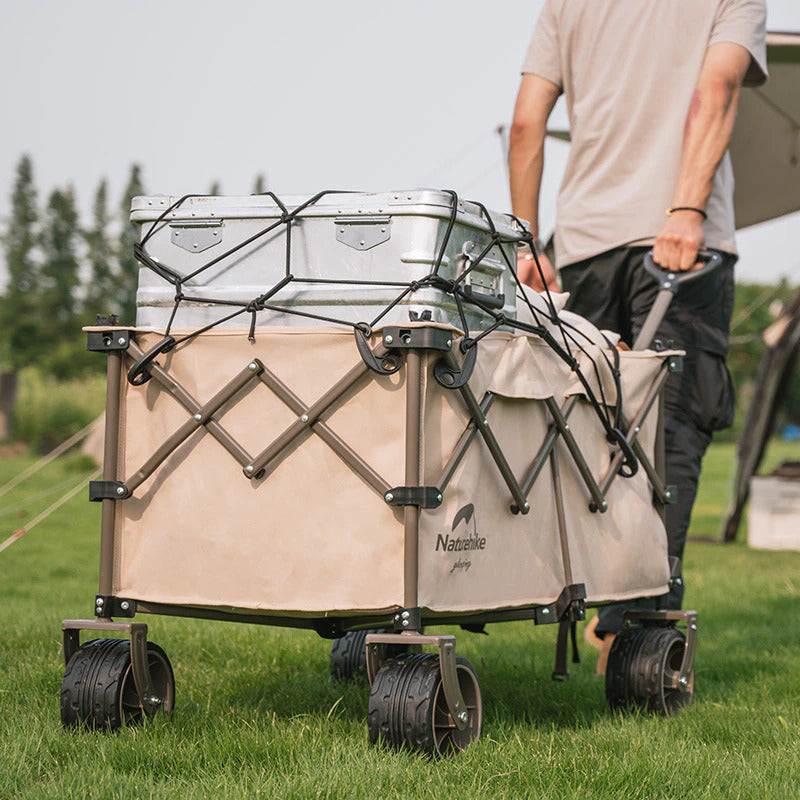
top-left (133, 189), bottom-right (636, 476)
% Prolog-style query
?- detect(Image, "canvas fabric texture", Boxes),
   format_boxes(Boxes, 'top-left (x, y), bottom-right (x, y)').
top-left (521, 0), bottom-right (768, 269)
top-left (110, 325), bottom-right (673, 616)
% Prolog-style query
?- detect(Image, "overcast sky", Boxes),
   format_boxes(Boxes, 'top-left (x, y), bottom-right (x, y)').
top-left (1, 0), bottom-right (798, 284)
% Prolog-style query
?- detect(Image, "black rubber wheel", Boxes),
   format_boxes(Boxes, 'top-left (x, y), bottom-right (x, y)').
top-left (330, 629), bottom-right (416, 682)
top-left (368, 652), bottom-right (482, 756)
top-left (61, 638), bottom-right (175, 731)
top-left (605, 626), bottom-right (693, 714)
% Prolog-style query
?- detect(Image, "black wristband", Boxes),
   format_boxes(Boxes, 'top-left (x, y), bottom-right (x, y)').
top-left (667, 206), bottom-right (708, 221)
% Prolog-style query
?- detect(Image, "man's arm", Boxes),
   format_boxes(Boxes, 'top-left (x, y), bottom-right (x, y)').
top-left (653, 42), bottom-right (753, 272)
top-left (509, 73), bottom-right (561, 290)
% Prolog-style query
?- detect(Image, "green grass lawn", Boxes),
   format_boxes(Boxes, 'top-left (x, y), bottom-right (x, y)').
top-left (1, 443), bottom-right (799, 799)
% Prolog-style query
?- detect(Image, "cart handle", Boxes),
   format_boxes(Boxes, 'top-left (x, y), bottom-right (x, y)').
top-left (643, 249), bottom-right (724, 294)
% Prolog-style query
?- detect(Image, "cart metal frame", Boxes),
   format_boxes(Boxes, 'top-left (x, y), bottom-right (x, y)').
top-left (64, 321), bottom-right (694, 728)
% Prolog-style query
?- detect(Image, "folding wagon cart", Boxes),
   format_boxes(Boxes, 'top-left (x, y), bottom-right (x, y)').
top-left (60, 190), bottom-right (698, 755)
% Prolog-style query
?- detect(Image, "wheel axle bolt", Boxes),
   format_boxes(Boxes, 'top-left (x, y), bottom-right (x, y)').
top-left (458, 710), bottom-right (468, 724)
top-left (679, 676), bottom-right (689, 688)
top-left (148, 695), bottom-right (163, 705)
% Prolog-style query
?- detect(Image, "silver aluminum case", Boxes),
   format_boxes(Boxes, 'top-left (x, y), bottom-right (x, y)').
top-left (130, 190), bottom-right (525, 332)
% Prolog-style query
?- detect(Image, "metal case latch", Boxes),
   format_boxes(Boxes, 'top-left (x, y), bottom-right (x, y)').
top-left (335, 216), bottom-right (391, 251)
top-left (170, 220), bottom-right (223, 253)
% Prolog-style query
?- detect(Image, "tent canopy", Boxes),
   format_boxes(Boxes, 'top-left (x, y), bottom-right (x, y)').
top-left (729, 32), bottom-right (800, 229)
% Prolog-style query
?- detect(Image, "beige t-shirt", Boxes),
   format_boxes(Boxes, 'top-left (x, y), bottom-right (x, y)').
top-left (522, 0), bottom-right (767, 269)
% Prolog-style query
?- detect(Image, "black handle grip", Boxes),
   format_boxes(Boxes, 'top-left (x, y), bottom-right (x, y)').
top-left (643, 249), bottom-right (724, 294)
top-left (462, 284), bottom-right (506, 310)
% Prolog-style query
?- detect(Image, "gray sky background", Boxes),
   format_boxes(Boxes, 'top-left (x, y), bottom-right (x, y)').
top-left (1, 0), bottom-right (798, 284)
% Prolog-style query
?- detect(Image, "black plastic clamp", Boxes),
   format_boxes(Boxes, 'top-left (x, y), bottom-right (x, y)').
top-left (668, 556), bottom-right (684, 591)
top-left (89, 481), bottom-right (128, 501)
top-left (667, 355), bottom-right (684, 373)
top-left (664, 484), bottom-right (678, 504)
top-left (535, 583), bottom-right (587, 625)
top-left (381, 326), bottom-right (453, 351)
top-left (434, 340), bottom-right (478, 390)
top-left (94, 595), bottom-right (136, 618)
top-left (611, 426), bottom-right (639, 478)
top-left (127, 335), bottom-right (176, 386)
top-left (312, 618), bottom-right (345, 640)
top-left (546, 584), bottom-right (587, 681)
top-left (354, 325), bottom-right (402, 375)
top-left (86, 330), bottom-right (133, 353)
top-left (393, 606), bottom-right (422, 632)
top-left (384, 486), bottom-right (443, 509)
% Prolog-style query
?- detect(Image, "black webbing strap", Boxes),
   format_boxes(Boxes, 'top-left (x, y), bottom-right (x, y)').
top-left (548, 583), bottom-right (586, 681)
top-left (552, 619), bottom-right (581, 682)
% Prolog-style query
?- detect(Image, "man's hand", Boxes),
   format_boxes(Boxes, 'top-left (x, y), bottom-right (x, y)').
top-left (652, 209), bottom-right (705, 272)
top-left (517, 248), bottom-right (558, 292)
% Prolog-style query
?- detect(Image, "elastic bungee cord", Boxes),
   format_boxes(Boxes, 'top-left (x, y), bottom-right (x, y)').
top-left (132, 190), bottom-right (629, 453)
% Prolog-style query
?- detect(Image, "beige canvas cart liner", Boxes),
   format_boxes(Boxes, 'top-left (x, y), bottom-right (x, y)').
top-left (106, 323), bottom-right (673, 616)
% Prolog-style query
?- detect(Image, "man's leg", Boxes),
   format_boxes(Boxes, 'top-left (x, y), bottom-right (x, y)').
top-left (661, 416), bottom-right (712, 608)
top-left (563, 248), bottom-right (736, 642)
top-left (561, 249), bottom-right (649, 652)
top-left (628, 250), bottom-right (736, 611)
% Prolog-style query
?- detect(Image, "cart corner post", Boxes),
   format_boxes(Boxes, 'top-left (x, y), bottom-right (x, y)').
top-left (59, 329), bottom-right (170, 724)
top-left (87, 327), bottom-right (129, 606)
top-left (83, 325), bottom-right (134, 609)
top-left (403, 346), bottom-right (423, 614)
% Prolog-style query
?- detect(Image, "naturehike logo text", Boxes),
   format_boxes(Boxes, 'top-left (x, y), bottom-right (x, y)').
top-left (435, 533), bottom-right (486, 552)
top-left (435, 503), bottom-right (487, 556)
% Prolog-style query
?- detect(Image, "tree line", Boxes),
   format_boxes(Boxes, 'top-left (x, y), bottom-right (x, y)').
top-left (0, 154), bottom-right (266, 380)
top-left (0, 153), bottom-right (797, 443)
